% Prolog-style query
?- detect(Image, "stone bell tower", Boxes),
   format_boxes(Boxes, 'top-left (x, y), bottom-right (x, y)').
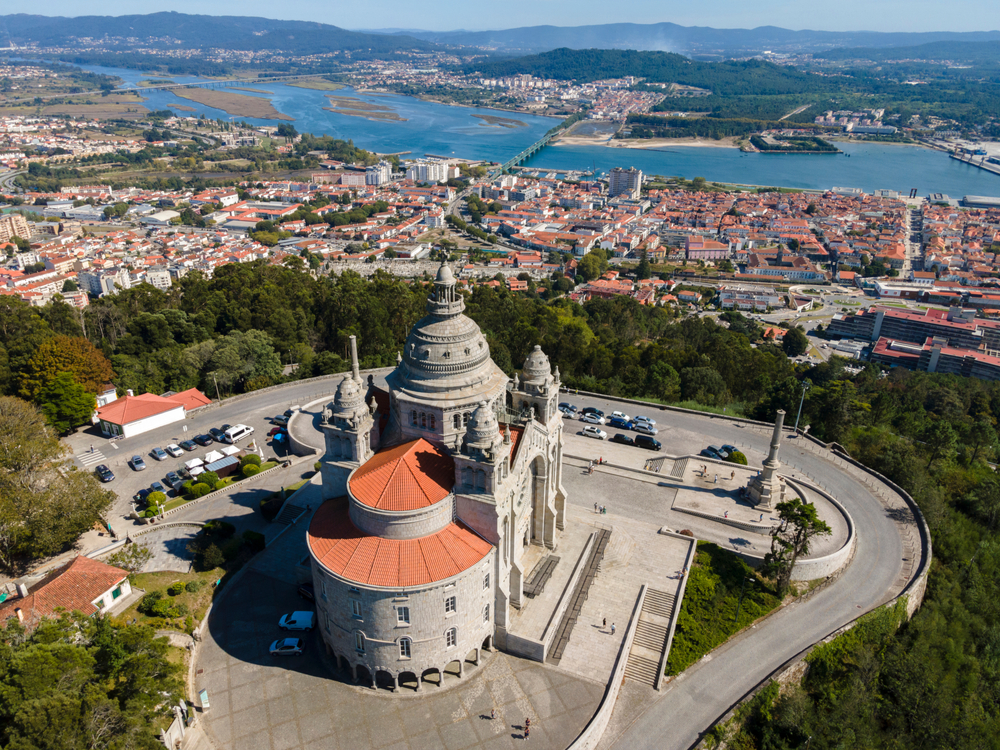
top-left (320, 335), bottom-right (374, 499)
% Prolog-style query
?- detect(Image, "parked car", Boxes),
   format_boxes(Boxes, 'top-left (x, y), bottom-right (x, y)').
top-left (268, 426), bottom-right (285, 437)
top-left (582, 425), bottom-right (607, 440)
top-left (635, 435), bottom-right (662, 451)
top-left (559, 407), bottom-right (575, 418)
top-left (633, 415), bottom-right (656, 427)
top-left (272, 415), bottom-right (289, 426)
top-left (165, 444), bottom-right (184, 458)
top-left (278, 611), bottom-right (316, 631)
top-left (700, 448), bottom-right (722, 460)
top-left (178, 440), bottom-right (197, 452)
top-left (580, 407), bottom-right (604, 417)
top-left (150, 447), bottom-right (168, 462)
top-left (149, 481), bottom-right (166, 494)
top-left (95, 465), bottom-right (114, 483)
top-left (269, 638), bottom-right (303, 657)
top-left (223, 424), bottom-right (254, 443)
top-left (133, 488), bottom-right (151, 507)
top-left (633, 423), bottom-right (659, 436)
top-left (297, 583), bottom-right (315, 601)
top-left (193, 434), bottom-right (214, 447)
top-left (283, 408), bottom-right (299, 418)
top-left (208, 427), bottom-right (227, 442)
top-left (608, 416), bottom-right (634, 430)
top-left (558, 402), bottom-right (578, 414)
top-left (721, 444), bottom-right (739, 457)
top-left (611, 410), bottom-right (631, 422)
top-left (609, 433), bottom-right (635, 446)
top-left (130, 455), bottom-right (146, 471)
top-left (580, 413), bottom-right (606, 425)
top-left (707, 445), bottom-right (729, 459)
top-left (165, 471), bottom-right (184, 490)
top-left (220, 424), bottom-right (231, 432)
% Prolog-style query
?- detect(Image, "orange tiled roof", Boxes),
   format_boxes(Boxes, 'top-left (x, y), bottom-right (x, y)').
top-left (169, 388), bottom-right (211, 410)
top-left (96, 392), bottom-right (185, 425)
top-left (308, 500), bottom-right (492, 587)
top-left (0, 556), bottom-right (127, 628)
top-left (349, 438), bottom-right (454, 511)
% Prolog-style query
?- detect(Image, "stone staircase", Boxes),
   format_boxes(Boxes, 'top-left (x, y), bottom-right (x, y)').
top-left (548, 528), bottom-right (611, 664)
top-left (273, 501), bottom-right (308, 526)
top-left (624, 588), bottom-right (676, 688)
top-left (598, 528), bottom-right (635, 572)
top-left (669, 457), bottom-right (688, 480)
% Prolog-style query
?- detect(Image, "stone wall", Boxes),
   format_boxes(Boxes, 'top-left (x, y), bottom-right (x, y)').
top-left (348, 493), bottom-right (455, 540)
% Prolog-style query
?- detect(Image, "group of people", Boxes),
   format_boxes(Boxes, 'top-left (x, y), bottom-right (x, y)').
top-left (587, 457), bottom-right (604, 475)
top-left (488, 710), bottom-right (532, 740)
top-left (593, 503), bottom-right (607, 515)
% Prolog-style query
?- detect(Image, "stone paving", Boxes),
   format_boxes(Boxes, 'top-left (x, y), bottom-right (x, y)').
top-left (196, 531), bottom-right (605, 750)
top-left (132, 526), bottom-right (200, 573)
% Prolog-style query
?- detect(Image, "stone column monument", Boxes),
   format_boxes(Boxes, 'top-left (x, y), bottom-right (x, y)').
top-left (747, 410), bottom-right (787, 512)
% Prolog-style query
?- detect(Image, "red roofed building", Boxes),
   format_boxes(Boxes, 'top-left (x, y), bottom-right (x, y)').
top-left (95, 387), bottom-right (211, 439)
top-left (0, 556), bottom-right (130, 630)
top-left (307, 264), bottom-right (566, 690)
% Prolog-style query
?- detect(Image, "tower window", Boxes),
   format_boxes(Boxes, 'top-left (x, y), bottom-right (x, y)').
top-left (412, 410), bottom-right (417, 426)
top-left (463, 412), bottom-right (470, 426)
top-left (429, 414), bottom-right (436, 430)
top-left (351, 599), bottom-right (361, 618)
top-left (484, 573), bottom-right (490, 590)
top-left (446, 628), bottom-right (457, 648)
top-left (397, 606), bottom-right (410, 625)
top-left (355, 632), bottom-right (365, 652)
top-left (454, 414), bottom-right (461, 429)
top-left (421, 413), bottom-right (426, 428)
top-left (399, 638), bottom-right (411, 658)
top-left (483, 604), bottom-right (490, 623)
top-left (445, 596), bottom-right (456, 614)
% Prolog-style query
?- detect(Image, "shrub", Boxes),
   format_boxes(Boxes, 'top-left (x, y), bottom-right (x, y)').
top-left (169, 602), bottom-right (189, 617)
top-left (241, 453), bottom-right (261, 468)
top-left (143, 508), bottom-right (159, 518)
top-left (221, 538), bottom-right (243, 561)
top-left (107, 544), bottom-right (153, 574)
top-left (147, 491), bottom-right (166, 506)
top-left (182, 480), bottom-right (195, 495)
top-left (200, 471), bottom-right (220, 487)
top-left (151, 597), bottom-right (173, 618)
top-left (190, 482), bottom-right (211, 498)
top-left (201, 543), bottom-right (225, 569)
top-left (214, 480), bottom-right (227, 491)
top-left (242, 464), bottom-right (261, 477)
top-left (184, 615), bottom-right (195, 635)
top-left (726, 451), bottom-right (749, 465)
top-left (314, 461), bottom-right (322, 472)
top-left (242, 530), bottom-right (266, 553)
top-left (167, 581), bottom-right (185, 596)
top-left (138, 590), bottom-right (163, 615)
top-left (185, 580), bottom-right (203, 593)
top-left (204, 520), bottom-right (236, 539)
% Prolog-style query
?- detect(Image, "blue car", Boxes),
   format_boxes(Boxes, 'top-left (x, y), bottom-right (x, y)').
top-left (608, 416), bottom-right (634, 430)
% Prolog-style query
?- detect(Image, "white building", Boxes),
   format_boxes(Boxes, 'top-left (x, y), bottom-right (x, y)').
top-left (309, 263), bottom-right (567, 690)
top-left (406, 161), bottom-right (451, 184)
top-left (95, 387), bottom-right (211, 439)
top-left (144, 266), bottom-right (173, 291)
top-left (78, 267), bottom-right (130, 297)
top-left (609, 167), bottom-right (643, 199)
top-left (365, 161), bottom-right (393, 186)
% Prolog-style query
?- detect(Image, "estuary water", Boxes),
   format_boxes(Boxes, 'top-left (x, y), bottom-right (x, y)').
top-left (79, 62), bottom-right (1000, 196)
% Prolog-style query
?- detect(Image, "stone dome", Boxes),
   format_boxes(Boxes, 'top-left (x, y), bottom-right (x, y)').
top-left (436, 263), bottom-right (455, 284)
top-left (334, 375), bottom-right (364, 413)
top-left (465, 401), bottom-right (499, 449)
top-left (522, 345), bottom-right (552, 383)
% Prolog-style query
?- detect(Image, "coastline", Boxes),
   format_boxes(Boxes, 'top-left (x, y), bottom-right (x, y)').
top-left (554, 135), bottom-right (741, 150)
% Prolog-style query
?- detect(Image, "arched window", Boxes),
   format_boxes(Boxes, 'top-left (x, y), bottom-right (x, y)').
top-left (429, 414), bottom-right (436, 430)
top-left (446, 628), bottom-right (457, 648)
top-left (463, 467), bottom-right (473, 488)
top-left (453, 414), bottom-right (461, 429)
top-left (411, 410), bottom-right (418, 426)
top-left (355, 632), bottom-right (365, 652)
top-left (399, 637), bottom-right (411, 658)
top-left (483, 604), bottom-right (490, 624)
top-left (476, 470), bottom-right (486, 491)
top-left (421, 413), bottom-right (426, 428)
top-left (463, 412), bottom-right (470, 426)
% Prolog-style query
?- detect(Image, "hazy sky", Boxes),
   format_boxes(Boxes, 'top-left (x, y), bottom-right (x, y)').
top-left (15, 0), bottom-right (1000, 33)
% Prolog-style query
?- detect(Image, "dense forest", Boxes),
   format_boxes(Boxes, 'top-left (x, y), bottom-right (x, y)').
top-left (4, 267), bottom-right (1000, 747)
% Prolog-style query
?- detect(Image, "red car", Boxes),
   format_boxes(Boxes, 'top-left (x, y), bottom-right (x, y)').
top-left (268, 426), bottom-right (285, 437)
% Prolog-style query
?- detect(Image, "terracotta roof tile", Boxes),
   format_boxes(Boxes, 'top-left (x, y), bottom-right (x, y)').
top-left (308, 500), bottom-right (491, 588)
top-left (349, 438), bottom-right (454, 511)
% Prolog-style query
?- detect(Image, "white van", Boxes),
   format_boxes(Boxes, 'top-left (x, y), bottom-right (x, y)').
top-left (224, 424), bottom-right (254, 443)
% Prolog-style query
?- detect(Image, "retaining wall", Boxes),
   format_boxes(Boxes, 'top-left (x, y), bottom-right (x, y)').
top-left (656, 531), bottom-right (697, 690)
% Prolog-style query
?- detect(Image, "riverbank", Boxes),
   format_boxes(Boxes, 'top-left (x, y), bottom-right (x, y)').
top-left (324, 95), bottom-right (406, 122)
top-left (556, 134), bottom-right (741, 149)
top-left (171, 88), bottom-right (293, 120)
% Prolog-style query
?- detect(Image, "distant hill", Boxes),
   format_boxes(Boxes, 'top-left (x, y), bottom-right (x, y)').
top-left (816, 40), bottom-right (1000, 63)
top-left (467, 48), bottom-right (830, 96)
top-left (0, 12), bottom-right (435, 54)
top-left (397, 22), bottom-right (1000, 57)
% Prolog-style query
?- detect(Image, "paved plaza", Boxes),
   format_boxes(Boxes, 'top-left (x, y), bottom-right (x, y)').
top-left (196, 564), bottom-right (605, 750)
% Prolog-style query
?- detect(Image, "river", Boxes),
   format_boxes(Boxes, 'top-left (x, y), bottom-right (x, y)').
top-left (77, 62), bottom-right (1000, 196)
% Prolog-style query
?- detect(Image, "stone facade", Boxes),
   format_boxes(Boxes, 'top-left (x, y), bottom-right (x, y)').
top-left (307, 262), bottom-right (567, 690)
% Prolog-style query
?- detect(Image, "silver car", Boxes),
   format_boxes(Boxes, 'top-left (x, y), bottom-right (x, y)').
top-left (580, 413), bottom-right (606, 425)
top-left (269, 638), bottom-right (303, 656)
top-left (634, 422), bottom-right (659, 436)
top-left (582, 425), bottom-right (607, 440)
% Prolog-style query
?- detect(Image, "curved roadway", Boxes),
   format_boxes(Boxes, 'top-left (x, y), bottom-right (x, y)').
top-left (284, 379), bottom-right (912, 750)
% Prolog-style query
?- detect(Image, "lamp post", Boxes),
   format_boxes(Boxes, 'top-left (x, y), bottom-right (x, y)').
top-left (793, 380), bottom-right (811, 436)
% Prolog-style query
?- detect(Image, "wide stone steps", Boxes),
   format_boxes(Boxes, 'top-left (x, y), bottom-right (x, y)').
top-left (632, 620), bottom-right (668, 652)
top-left (643, 590), bottom-right (676, 620)
top-left (623, 654), bottom-right (660, 685)
top-left (598, 528), bottom-right (635, 572)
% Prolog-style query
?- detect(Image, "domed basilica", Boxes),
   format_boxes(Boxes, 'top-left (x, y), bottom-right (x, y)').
top-left (307, 262), bottom-right (567, 690)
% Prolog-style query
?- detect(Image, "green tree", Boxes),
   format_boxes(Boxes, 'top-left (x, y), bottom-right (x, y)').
top-left (20, 335), bottom-right (114, 400)
top-left (762, 499), bottom-right (832, 595)
top-left (782, 326), bottom-right (809, 357)
top-left (579, 248), bottom-right (608, 281)
top-left (636, 249), bottom-right (651, 280)
top-left (36, 371), bottom-right (95, 433)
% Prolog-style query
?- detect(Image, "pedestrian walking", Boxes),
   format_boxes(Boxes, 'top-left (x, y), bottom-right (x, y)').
top-left (525, 718), bottom-right (530, 729)
top-left (491, 708), bottom-right (496, 721)
top-left (600, 457), bottom-right (604, 465)
top-left (759, 513), bottom-right (764, 521)
top-left (603, 617), bottom-right (607, 629)
top-left (714, 473), bottom-right (718, 484)
top-left (724, 511), bottom-right (728, 519)
top-left (594, 502), bottom-right (598, 513)
top-left (524, 727), bottom-right (530, 741)
top-left (611, 623), bottom-right (616, 636)
top-left (90, 444), bottom-right (94, 453)
top-left (731, 470), bottom-right (735, 480)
